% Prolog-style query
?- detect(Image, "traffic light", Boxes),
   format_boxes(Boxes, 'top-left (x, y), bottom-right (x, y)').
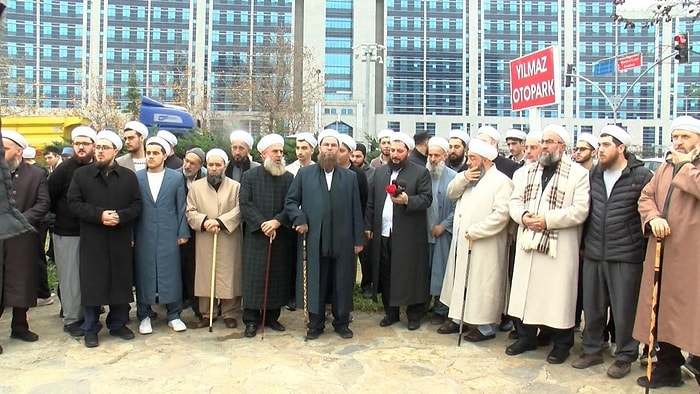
top-left (674, 33), bottom-right (689, 64)
top-left (565, 64), bottom-right (575, 87)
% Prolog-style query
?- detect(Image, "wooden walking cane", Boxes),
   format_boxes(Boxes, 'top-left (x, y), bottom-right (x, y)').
top-left (457, 238), bottom-right (473, 347)
top-left (644, 239), bottom-right (663, 393)
top-left (208, 231), bottom-right (218, 333)
top-left (260, 237), bottom-right (273, 340)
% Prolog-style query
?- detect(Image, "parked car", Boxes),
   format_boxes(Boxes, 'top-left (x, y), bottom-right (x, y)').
top-left (642, 158), bottom-right (665, 173)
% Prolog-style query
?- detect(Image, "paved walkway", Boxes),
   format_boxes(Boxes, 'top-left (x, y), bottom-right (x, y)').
top-left (0, 300), bottom-right (696, 393)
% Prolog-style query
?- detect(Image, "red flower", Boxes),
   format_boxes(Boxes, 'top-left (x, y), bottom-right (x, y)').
top-left (385, 183), bottom-right (397, 195)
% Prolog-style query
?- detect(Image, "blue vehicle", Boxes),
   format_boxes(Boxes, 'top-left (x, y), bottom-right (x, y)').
top-left (139, 96), bottom-right (196, 137)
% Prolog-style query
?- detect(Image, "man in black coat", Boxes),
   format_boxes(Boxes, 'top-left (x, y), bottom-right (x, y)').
top-left (285, 129), bottom-right (364, 340)
top-left (68, 130), bottom-right (142, 348)
top-left (225, 130), bottom-right (260, 181)
top-left (408, 132), bottom-right (429, 166)
top-left (476, 126), bottom-right (520, 179)
top-left (366, 132), bottom-right (432, 331)
top-left (180, 147), bottom-right (206, 318)
top-left (338, 134), bottom-right (368, 212)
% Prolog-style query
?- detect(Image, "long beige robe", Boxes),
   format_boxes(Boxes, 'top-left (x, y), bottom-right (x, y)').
top-left (441, 167), bottom-right (513, 324)
top-left (186, 177), bottom-right (243, 299)
top-left (634, 160), bottom-right (700, 355)
top-left (507, 159), bottom-right (590, 329)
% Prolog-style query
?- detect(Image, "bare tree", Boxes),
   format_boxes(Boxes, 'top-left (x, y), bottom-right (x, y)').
top-left (160, 50), bottom-right (211, 131)
top-left (71, 74), bottom-right (127, 131)
top-left (612, 0), bottom-right (700, 28)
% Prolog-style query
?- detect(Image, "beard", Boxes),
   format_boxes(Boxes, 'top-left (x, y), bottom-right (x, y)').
top-left (74, 151), bottom-right (94, 164)
top-left (388, 156), bottom-right (407, 171)
top-left (538, 150), bottom-right (562, 167)
top-left (95, 158), bottom-right (114, 171)
top-left (183, 167), bottom-right (198, 178)
top-left (447, 154), bottom-right (463, 168)
top-left (318, 151), bottom-right (338, 170)
top-left (207, 172), bottom-right (224, 187)
top-left (426, 161), bottom-right (445, 179)
top-left (6, 156), bottom-right (20, 172)
top-left (263, 157), bottom-right (287, 176)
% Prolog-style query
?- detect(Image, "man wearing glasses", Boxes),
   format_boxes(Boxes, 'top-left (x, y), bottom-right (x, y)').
top-left (573, 133), bottom-right (598, 171)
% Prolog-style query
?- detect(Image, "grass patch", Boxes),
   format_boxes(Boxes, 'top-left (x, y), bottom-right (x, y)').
top-left (353, 285), bottom-right (383, 313)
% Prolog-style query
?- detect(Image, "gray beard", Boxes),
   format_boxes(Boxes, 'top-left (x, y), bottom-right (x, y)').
top-left (426, 161), bottom-right (445, 179)
top-left (263, 157), bottom-right (287, 176)
top-left (6, 157), bottom-right (20, 172)
top-left (538, 150), bottom-right (562, 167)
top-left (183, 167), bottom-right (199, 178)
top-left (207, 173), bottom-right (224, 187)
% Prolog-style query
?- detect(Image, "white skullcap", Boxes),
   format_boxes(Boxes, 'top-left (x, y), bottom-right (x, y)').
top-left (505, 129), bottom-right (527, 141)
top-left (124, 121), bottom-right (149, 138)
top-left (22, 146), bottom-right (36, 159)
top-left (428, 136), bottom-right (449, 152)
top-left (526, 130), bottom-right (542, 144)
top-left (318, 129), bottom-right (341, 145)
top-left (577, 133), bottom-right (599, 149)
top-left (71, 126), bottom-right (97, 142)
top-left (377, 129), bottom-right (395, 141)
top-left (599, 125), bottom-right (631, 146)
top-left (392, 132), bottom-right (415, 150)
top-left (468, 138), bottom-right (498, 161)
top-left (257, 133), bottom-right (285, 153)
top-left (145, 136), bottom-right (172, 156)
top-left (206, 148), bottom-right (229, 165)
top-left (295, 132), bottom-right (317, 149)
top-left (542, 123), bottom-right (571, 146)
top-left (339, 134), bottom-right (356, 152)
top-left (476, 126), bottom-right (501, 143)
top-left (96, 130), bottom-right (123, 151)
top-left (157, 130), bottom-right (178, 147)
top-left (670, 115), bottom-right (700, 135)
top-left (448, 129), bottom-right (470, 146)
top-left (229, 130), bottom-right (254, 148)
top-left (1, 130), bottom-right (28, 149)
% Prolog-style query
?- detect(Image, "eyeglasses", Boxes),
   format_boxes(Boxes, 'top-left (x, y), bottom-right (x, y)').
top-left (94, 145), bottom-right (115, 151)
top-left (73, 141), bottom-right (93, 147)
top-left (541, 139), bottom-right (564, 146)
top-left (573, 147), bottom-right (592, 152)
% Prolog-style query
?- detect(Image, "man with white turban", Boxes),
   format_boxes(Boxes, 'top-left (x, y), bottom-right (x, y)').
top-left (117, 121), bottom-right (149, 172)
top-left (225, 130), bottom-right (260, 182)
top-left (370, 129), bottom-right (395, 168)
top-left (286, 132), bottom-right (317, 177)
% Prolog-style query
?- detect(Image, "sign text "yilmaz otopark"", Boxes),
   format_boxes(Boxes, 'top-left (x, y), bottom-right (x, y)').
top-left (509, 46), bottom-right (561, 111)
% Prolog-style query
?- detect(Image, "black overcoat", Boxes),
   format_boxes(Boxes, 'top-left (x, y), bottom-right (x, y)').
top-left (285, 165), bottom-right (364, 315)
top-left (240, 166), bottom-right (296, 309)
top-left (67, 163), bottom-right (142, 306)
top-left (366, 160), bottom-right (432, 305)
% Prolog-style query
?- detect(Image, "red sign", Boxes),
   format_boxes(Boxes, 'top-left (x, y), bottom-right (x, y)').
top-left (509, 46), bottom-right (560, 111)
top-left (617, 53), bottom-right (643, 72)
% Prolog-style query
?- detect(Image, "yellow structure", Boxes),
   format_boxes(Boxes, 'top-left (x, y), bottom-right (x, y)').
top-left (1, 116), bottom-right (90, 152)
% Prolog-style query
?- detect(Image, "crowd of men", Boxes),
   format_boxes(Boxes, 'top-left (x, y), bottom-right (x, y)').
top-left (1, 116), bottom-right (699, 390)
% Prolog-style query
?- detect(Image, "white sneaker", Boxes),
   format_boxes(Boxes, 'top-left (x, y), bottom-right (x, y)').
top-left (139, 317), bottom-right (153, 334)
top-left (168, 318), bottom-right (187, 332)
top-left (36, 297), bottom-right (54, 307)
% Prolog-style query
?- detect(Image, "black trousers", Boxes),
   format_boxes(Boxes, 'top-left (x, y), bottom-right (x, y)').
top-left (379, 236), bottom-right (425, 322)
top-left (358, 243), bottom-right (373, 290)
top-left (0, 306), bottom-right (29, 332)
top-left (36, 218), bottom-right (51, 299)
top-left (179, 236), bottom-right (199, 314)
top-left (307, 256), bottom-right (349, 331)
top-left (515, 318), bottom-right (574, 350)
top-left (243, 308), bottom-right (281, 326)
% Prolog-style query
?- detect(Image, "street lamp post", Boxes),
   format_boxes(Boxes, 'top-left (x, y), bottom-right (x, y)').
top-left (354, 43), bottom-right (385, 142)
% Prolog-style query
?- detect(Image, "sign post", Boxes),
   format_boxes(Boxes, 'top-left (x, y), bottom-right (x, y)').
top-left (617, 52), bottom-right (643, 72)
top-left (509, 46), bottom-right (560, 112)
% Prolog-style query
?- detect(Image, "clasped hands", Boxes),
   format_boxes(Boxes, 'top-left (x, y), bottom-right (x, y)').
top-left (522, 212), bottom-right (547, 232)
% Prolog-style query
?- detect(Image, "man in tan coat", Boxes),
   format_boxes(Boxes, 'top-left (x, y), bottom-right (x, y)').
top-left (186, 148), bottom-right (243, 329)
top-left (634, 115), bottom-right (700, 389)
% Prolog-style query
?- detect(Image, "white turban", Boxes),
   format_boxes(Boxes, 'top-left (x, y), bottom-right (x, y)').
top-left (468, 138), bottom-right (498, 161)
top-left (448, 129), bottom-right (470, 146)
top-left (206, 148), bottom-right (229, 165)
top-left (577, 133), bottom-right (599, 149)
top-left (476, 126), bottom-right (501, 143)
top-left (71, 126), bottom-right (97, 142)
top-left (295, 132), bottom-right (317, 149)
top-left (670, 115), bottom-right (700, 134)
top-left (257, 133), bottom-right (285, 153)
top-left (1, 130), bottom-right (28, 149)
top-left (229, 130), bottom-right (254, 148)
top-left (339, 134), bottom-right (356, 152)
top-left (145, 136), bottom-right (172, 156)
top-left (96, 130), bottom-right (123, 151)
top-left (428, 136), bottom-right (449, 152)
top-left (22, 146), bottom-right (36, 159)
top-left (377, 129), bottom-right (395, 141)
top-left (392, 132), bottom-right (415, 151)
top-left (542, 123), bottom-right (571, 146)
top-left (124, 121), bottom-right (149, 138)
top-left (157, 130), bottom-right (178, 147)
top-left (505, 129), bottom-right (527, 141)
top-left (318, 129), bottom-right (341, 146)
top-left (599, 125), bottom-right (631, 146)
top-left (526, 130), bottom-right (542, 145)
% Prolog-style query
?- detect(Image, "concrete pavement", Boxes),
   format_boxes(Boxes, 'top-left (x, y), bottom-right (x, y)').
top-left (0, 299), bottom-right (696, 393)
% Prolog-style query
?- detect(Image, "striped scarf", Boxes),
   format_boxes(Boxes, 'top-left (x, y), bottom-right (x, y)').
top-left (520, 158), bottom-right (571, 258)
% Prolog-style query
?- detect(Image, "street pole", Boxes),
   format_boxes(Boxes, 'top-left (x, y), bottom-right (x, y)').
top-left (355, 43), bottom-right (385, 142)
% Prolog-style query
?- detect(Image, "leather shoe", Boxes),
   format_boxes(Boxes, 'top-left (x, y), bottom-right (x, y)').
top-left (379, 315), bottom-right (399, 327)
top-left (84, 332), bottom-right (99, 348)
top-left (224, 318), bottom-right (238, 329)
top-left (508, 330), bottom-right (519, 340)
top-left (463, 329), bottom-right (495, 342)
top-left (334, 326), bottom-right (353, 339)
top-left (10, 330), bottom-right (39, 342)
top-left (499, 316), bottom-right (513, 332)
top-left (636, 365), bottom-right (684, 388)
top-left (195, 317), bottom-right (215, 329)
top-left (109, 326), bottom-right (135, 340)
top-left (244, 324), bottom-right (257, 338)
top-left (305, 328), bottom-right (323, 340)
top-left (437, 320), bottom-right (461, 334)
top-left (407, 320), bottom-right (421, 331)
top-left (63, 322), bottom-right (85, 337)
top-left (265, 321), bottom-right (286, 332)
top-left (505, 340), bottom-right (537, 356)
top-left (431, 314), bottom-right (446, 325)
top-left (546, 346), bottom-right (570, 364)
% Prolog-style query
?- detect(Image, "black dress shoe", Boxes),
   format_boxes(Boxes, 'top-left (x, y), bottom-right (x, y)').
top-left (334, 326), bottom-right (353, 339)
top-left (109, 326), bottom-right (135, 340)
top-left (84, 332), bottom-right (99, 348)
top-left (499, 317), bottom-right (513, 332)
top-left (10, 330), bottom-right (39, 342)
top-left (546, 346), bottom-right (570, 364)
top-left (305, 328), bottom-right (323, 340)
top-left (437, 320), bottom-right (461, 334)
top-left (407, 320), bottom-right (421, 331)
top-left (505, 340), bottom-right (537, 356)
top-left (636, 365), bottom-right (684, 388)
top-left (63, 322), bottom-right (85, 337)
top-left (284, 300), bottom-right (297, 311)
top-left (244, 324), bottom-right (257, 338)
top-left (265, 321), bottom-right (286, 332)
top-left (463, 329), bottom-right (496, 342)
top-left (379, 315), bottom-right (399, 327)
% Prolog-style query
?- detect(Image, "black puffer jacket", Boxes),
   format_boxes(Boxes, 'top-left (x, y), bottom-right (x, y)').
top-left (582, 154), bottom-right (653, 263)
